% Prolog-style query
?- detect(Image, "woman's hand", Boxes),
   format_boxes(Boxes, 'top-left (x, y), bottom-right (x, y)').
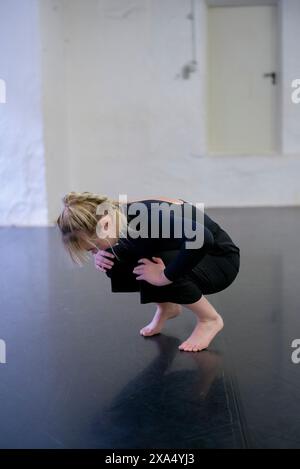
top-left (93, 250), bottom-right (115, 273)
top-left (133, 257), bottom-right (173, 286)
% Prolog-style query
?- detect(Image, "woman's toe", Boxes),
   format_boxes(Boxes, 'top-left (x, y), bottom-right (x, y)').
top-left (184, 342), bottom-right (192, 351)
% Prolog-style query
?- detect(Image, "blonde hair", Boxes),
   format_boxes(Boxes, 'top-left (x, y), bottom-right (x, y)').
top-left (56, 191), bottom-right (129, 265)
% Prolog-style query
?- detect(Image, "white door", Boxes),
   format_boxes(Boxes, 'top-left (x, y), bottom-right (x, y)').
top-left (207, 5), bottom-right (278, 155)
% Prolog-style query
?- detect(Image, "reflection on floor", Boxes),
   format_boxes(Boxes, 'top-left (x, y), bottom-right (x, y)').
top-left (0, 207), bottom-right (300, 449)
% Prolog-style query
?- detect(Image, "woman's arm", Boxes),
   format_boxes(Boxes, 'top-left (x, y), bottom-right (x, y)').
top-left (131, 211), bottom-right (215, 286)
top-left (104, 204), bottom-right (215, 284)
top-left (158, 212), bottom-right (215, 282)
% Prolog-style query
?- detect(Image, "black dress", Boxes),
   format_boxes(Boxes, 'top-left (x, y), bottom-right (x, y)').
top-left (104, 199), bottom-right (240, 304)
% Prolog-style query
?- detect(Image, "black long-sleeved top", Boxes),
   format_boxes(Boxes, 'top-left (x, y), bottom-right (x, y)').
top-left (104, 199), bottom-right (240, 282)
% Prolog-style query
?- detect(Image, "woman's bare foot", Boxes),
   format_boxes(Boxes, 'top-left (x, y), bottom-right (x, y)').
top-left (178, 315), bottom-right (224, 352)
top-left (178, 296), bottom-right (224, 352)
top-left (140, 303), bottom-right (182, 337)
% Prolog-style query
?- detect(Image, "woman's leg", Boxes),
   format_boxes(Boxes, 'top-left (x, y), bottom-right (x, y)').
top-left (179, 296), bottom-right (224, 352)
top-left (140, 302), bottom-right (182, 336)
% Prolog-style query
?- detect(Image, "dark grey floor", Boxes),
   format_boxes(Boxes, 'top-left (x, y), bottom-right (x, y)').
top-left (0, 207), bottom-right (300, 449)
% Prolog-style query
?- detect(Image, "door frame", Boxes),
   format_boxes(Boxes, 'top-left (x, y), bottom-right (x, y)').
top-left (204, 0), bottom-right (282, 156)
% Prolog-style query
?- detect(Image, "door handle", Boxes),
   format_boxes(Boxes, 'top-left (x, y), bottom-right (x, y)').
top-left (263, 72), bottom-right (277, 85)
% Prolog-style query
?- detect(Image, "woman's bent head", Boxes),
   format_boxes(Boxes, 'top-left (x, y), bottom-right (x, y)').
top-left (56, 191), bottom-right (127, 265)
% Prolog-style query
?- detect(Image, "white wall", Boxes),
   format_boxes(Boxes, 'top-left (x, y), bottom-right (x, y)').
top-left (1, 0), bottom-right (300, 225)
top-left (0, 0), bottom-right (47, 225)
top-left (40, 0), bottom-right (69, 225)
top-left (41, 0), bottom-right (300, 224)
top-left (41, 0), bottom-right (207, 223)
